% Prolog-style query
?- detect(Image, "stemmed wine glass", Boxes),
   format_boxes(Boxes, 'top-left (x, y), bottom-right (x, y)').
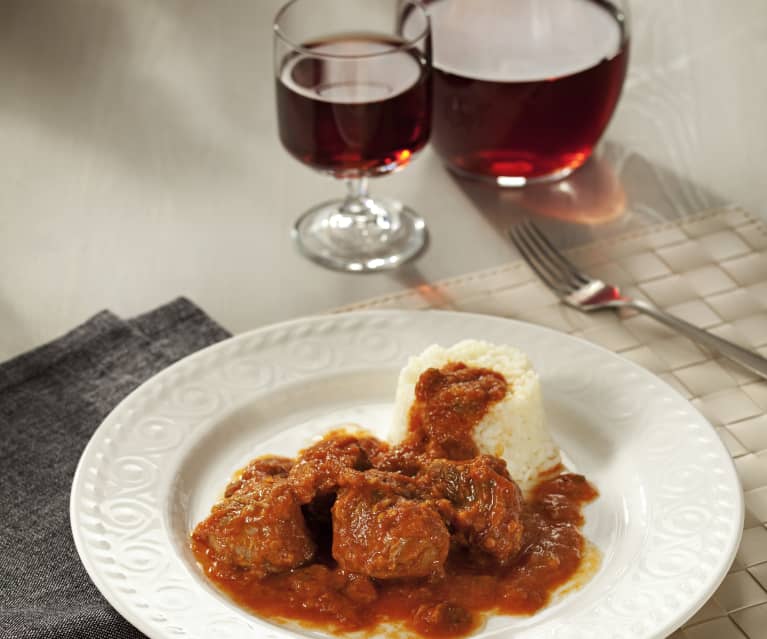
top-left (274, 0), bottom-right (431, 272)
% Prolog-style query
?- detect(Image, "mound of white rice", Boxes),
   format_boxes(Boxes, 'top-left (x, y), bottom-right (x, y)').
top-left (389, 340), bottom-right (560, 489)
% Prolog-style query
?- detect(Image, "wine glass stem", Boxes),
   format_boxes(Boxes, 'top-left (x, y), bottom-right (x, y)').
top-left (338, 177), bottom-right (399, 237)
top-left (340, 177), bottom-right (372, 217)
top-left (345, 176), bottom-right (368, 201)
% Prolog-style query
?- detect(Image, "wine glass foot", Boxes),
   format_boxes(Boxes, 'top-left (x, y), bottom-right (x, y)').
top-left (292, 197), bottom-right (427, 273)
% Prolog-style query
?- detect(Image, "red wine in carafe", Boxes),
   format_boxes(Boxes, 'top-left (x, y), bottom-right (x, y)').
top-left (428, 0), bottom-right (628, 182)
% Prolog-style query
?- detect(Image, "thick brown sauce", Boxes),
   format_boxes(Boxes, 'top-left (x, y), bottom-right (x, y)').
top-left (407, 362), bottom-right (507, 460)
top-left (191, 363), bottom-right (597, 638)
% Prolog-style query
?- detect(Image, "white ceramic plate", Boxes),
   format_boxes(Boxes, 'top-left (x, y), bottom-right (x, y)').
top-left (71, 310), bottom-right (743, 639)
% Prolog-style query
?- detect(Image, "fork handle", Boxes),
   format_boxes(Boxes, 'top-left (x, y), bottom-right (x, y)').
top-left (628, 299), bottom-right (767, 381)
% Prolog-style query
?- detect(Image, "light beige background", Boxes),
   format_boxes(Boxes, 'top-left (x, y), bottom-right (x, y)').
top-left (1, 0), bottom-right (765, 361)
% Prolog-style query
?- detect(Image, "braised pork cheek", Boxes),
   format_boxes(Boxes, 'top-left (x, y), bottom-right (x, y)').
top-left (191, 364), bottom-right (597, 638)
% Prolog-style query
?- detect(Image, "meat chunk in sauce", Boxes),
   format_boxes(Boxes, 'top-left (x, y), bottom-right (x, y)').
top-left (332, 470), bottom-right (450, 579)
top-left (192, 475), bottom-right (315, 579)
top-left (289, 431), bottom-right (386, 504)
top-left (419, 456), bottom-right (524, 565)
top-left (224, 455), bottom-right (293, 498)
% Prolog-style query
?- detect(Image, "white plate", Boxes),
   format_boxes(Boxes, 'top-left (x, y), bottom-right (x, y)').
top-left (70, 310), bottom-right (743, 639)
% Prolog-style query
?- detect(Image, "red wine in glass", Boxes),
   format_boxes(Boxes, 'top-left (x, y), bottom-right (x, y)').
top-left (425, 0), bottom-right (629, 185)
top-left (277, 35), bottom-right (431, 178)
top-left (273, 0), bottom-right (431, 273)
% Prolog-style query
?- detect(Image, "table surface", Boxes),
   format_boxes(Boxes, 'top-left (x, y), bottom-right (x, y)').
top-left (1, 0), bottom-right (766, 362)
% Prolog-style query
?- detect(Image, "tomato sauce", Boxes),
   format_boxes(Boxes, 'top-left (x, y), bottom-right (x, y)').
top-left (191, 363), bottom-right (598, 638)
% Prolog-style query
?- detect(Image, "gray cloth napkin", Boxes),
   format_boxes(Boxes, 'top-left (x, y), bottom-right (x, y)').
top-left (0, 298), bottom-right (230, 639)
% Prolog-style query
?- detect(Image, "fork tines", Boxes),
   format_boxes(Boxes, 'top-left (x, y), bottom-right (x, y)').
top-left (509, 221), bottom-right (590, 297)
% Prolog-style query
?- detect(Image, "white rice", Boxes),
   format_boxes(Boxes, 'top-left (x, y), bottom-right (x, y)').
top-left (389, 340), bottom-right (560, 489)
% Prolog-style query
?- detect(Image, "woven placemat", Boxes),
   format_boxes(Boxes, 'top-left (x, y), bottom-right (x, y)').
top-left (337, 207), bottom-right (767, 639)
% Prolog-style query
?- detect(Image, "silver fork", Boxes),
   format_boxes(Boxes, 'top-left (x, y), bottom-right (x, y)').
top-left (510, 220), bottom-right (767, 381)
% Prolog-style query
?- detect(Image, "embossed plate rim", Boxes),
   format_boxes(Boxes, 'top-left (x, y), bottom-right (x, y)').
top-left (70, 309), bottom-right (744, 639)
